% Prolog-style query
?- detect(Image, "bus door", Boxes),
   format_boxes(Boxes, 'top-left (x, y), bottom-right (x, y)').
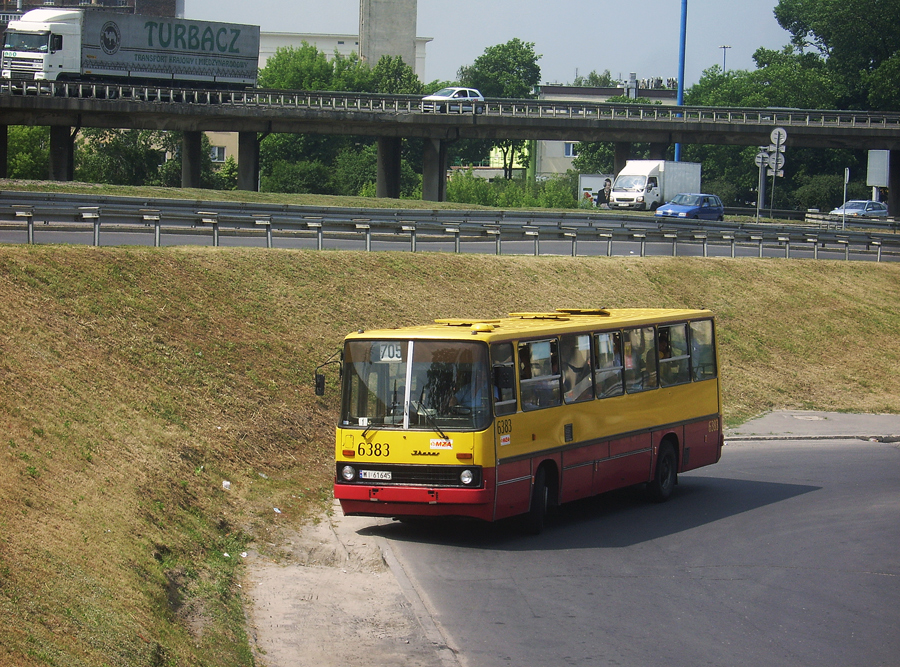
top-left (490, 342), bottom-right (531, 520)
top-left (682, 319), bottom-right (722, 470)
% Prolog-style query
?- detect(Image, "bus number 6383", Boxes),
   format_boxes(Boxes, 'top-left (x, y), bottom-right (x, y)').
top-left (358, 442), bottom-right (390, 457)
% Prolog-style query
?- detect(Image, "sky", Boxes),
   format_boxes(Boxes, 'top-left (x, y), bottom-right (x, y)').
top-left (186, 0), bottom-right (794, 88)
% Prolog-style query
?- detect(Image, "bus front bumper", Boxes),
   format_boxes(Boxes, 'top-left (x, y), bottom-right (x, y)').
top-left (334, 481), bottom-right (495, 521)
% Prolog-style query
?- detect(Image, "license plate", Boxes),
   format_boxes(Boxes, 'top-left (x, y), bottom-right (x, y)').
top-left (359, 470), bottom-right (391, 481)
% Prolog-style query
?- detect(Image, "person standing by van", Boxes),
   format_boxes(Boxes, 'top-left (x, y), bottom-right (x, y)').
top-left (595, 178), bottom-right (612, 208)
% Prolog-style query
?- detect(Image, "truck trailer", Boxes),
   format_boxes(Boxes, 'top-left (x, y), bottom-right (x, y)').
top-left (2, 8), bottom-right (260, 88)
top-left (609, 160), bottom-right (701, 211)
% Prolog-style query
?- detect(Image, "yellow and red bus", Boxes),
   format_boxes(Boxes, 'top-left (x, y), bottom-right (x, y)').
top-left (330, 308), bottom-right (722, 532)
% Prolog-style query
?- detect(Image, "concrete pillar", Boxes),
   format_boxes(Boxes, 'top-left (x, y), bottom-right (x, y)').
top-left (0, 126), bottom-right (7, 178)
top-left (376, 136), bottom-right (402, 199)
top-left (613, 142), bottom-right (630, 176)
top-left (49, 125), bottom-right (74, 182)
top-left (237, 131), bottom-right (260, 191)
top-left (422, 137), bottom-right (447, 202)
top-left (181, 131), bottom-right (202, 189)
top-left (648, 143), bottom-right (668, 160)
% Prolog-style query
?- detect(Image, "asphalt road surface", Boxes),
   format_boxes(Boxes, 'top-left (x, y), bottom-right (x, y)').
top-left (365, 412), bottom-right (900, 667)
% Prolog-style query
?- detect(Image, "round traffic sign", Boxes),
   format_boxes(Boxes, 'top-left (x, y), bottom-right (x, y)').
top-left (755, 152), bottom-right (768, 167)
top-left (770, 127), bottom-right (788, 145)
top-left (767, 152), bottom-right (786, 170)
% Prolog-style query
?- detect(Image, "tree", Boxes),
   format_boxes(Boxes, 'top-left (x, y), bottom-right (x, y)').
top-left (256, 46), bottom-right (425, 194)
top-left (458, 38), bottom-right (542, 179)
top-left (572, 69), bottom-right (616, 88)
top-left (218, 156), bottom-right (239, 191)
top-left (458, 38), bottom-right (541, 98)
top-left (773, 0), bottom-right (900, 109)
top-left (261, 159), bottom-right (331, 194)
top-left (258, 43), bottom-right (334, 90)
top-left (331, 51), bottom-right (374, 92)
top-left (75, 129), bottom-right (164, 186)
top-left (369, 56), bottom-right (423, 94)
top-left (685, 50), bottom-right (839, 109)
top-left (572, 143), bottom-right (615, 174)
top-left (330, 145), bottom-right (377, 195)
top-left (866, 51), bottom-right (900, 111)
top-left (682, 55), bottom-right (869, 207)
top-left (7, 126), bottom-right (49, 180)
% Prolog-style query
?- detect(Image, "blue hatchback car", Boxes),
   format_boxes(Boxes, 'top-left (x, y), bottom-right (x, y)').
top-left (655, 193), bottom-right (725, 221)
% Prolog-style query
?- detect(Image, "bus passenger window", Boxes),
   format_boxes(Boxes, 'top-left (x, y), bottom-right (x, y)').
top-left (690, 320), bottom-right (717, 381)
top-left (560, 334), bottom-right (593, 403)
top-left (658, 324), bottom-right (690, 387)
top-left (491, 342), bottom-right (517, 416)
top-left (623, 327), bottom-right (657, 392)
top-left (518, 339), bottom-right (561, 411)
top-left (593, 331), bottom-right (623, 398)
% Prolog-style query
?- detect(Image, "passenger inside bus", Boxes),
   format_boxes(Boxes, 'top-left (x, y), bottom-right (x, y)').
top-left (519, 340), bottom-right (561, 410)
top-left (561, 334), bottom-right (593, 403)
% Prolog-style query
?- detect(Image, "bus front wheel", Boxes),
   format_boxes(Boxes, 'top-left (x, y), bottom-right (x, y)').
top-left (648, 443), bottom-right (677, 502)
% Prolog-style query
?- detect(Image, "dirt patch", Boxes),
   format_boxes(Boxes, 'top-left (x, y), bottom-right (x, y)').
top-left (243, 502), bottom-right (455, 667)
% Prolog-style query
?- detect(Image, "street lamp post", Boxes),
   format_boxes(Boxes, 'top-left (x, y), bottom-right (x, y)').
top-left (720, 44), bottom-right (731, 71)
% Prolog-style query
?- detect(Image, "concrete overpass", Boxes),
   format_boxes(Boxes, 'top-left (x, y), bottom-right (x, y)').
top-left (2, 82), bottom-right (899, 207)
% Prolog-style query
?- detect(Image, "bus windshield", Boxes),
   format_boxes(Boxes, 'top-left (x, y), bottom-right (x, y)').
top-left (342, 339), bottom-right (491, 432)
top-left (4, 31), bottom-right (51, 53)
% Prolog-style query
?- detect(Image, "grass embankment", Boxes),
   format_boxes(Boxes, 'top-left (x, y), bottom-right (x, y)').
top-left (1, 246), bottom-right (899, 667)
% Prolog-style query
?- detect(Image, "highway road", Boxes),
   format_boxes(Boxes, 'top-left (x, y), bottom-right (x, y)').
top-left (367, 431), bottom-right (900, 667)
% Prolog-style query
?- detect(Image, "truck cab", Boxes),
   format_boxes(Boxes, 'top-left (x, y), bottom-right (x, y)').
top-left (2, 9), bottom-right (81, 82)
top-left (610, 161), bottom-right (662, 211)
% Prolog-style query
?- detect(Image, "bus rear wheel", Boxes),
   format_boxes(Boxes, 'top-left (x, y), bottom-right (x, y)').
top-left (648, 443), bottom-right (677, 502)
top-left (523, 467), bottom-right (548, 535)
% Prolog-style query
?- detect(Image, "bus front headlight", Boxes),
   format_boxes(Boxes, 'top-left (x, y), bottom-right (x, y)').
top-left (341, 465), bottom-right (356, 481)
top-left (460, 469), bottom-right (474, 485)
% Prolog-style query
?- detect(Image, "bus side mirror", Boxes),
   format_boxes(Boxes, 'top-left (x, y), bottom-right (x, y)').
top-left (315, 373), bottom-right (326, 396)
top-left (314, 348), bottom-right (343, 396)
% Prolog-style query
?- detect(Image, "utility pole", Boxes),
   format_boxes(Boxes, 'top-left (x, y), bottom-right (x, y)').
top-left (719, 44), bottom-right (731, 71)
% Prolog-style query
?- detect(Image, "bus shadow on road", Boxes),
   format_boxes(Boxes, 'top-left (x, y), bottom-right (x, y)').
top-left (362, 476), bottom-right (820, 550)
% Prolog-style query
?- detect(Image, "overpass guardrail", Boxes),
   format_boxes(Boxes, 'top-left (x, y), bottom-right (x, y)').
top-left (1, 192), bottom-right (897, 262)
top-left (3, 79), bottom-right (900, 130)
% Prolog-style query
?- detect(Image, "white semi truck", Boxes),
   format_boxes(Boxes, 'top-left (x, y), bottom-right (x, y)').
top-left (2, 8), bottom-right (259, 88)
top-left (609, 160), bottom-right (701, 211)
